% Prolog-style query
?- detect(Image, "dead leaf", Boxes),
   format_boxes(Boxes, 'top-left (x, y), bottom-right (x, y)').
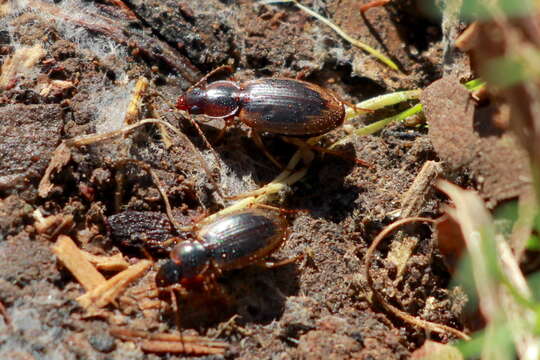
top-left (422, 77), bottom-right (530, 207)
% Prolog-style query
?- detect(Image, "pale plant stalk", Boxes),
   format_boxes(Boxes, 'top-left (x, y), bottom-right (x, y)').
top-left (261, 0), bottom-right (399, 71)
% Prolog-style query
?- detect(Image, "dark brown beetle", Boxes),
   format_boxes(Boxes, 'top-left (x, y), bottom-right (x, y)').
top-left (156, 208), bottom-right (288, 288)
top-left (176, 66), bottom-right (345, 137)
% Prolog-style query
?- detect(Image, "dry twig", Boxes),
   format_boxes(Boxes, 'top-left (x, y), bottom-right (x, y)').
top-left (110, 327), bottom-right (228, 355)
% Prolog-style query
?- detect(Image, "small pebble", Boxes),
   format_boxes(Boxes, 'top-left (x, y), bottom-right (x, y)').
top-left (89, 333), bottom-right (116, 353)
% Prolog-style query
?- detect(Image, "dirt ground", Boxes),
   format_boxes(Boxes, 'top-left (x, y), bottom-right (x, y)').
top-left (0, 0), bottom-right (530, 359)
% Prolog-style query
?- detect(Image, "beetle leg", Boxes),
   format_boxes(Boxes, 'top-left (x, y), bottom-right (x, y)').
top-left (214, 115), bottom-right (235, 143)
top-left (251, 131), bottom-right (284, 168)
top-left (359, 0), bottom-right (391, 13)
top-left (344, 101), bottom-right (375, 116)
top-left (309, 143), bottom-right (371, 167)
top-left (282, 137), bottom-right (371, 167)
top-left (279, 137), bottom-right (315, 165)
top-left (170, 288), bottom-right (185, 335)
top-left (262, 254), bottom-right (304, 269)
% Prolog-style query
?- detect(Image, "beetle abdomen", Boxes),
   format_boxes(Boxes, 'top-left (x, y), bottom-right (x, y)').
top-left (238, 78), bottom-right (344, 136)
top-left (198, 209), bottom-right (287, 270)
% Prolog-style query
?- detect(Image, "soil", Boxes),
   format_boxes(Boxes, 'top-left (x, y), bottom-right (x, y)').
top-left (0, 1), bottom-right (528, 359)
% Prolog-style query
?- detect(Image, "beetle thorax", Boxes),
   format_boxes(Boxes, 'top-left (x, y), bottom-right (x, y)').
top-left (170, 241), bottom-right (209, 280)
top-left (180, 81), bottom-right (240, 118)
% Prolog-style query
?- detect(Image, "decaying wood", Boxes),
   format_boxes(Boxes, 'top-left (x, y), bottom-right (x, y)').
top-left (124, 77), bottom-right (148, 125)
top-left (33, 209), bottom-right (73, 236)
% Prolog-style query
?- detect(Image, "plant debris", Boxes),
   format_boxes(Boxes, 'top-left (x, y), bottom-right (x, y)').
top-left (421, 76), bottom-right (531, 207)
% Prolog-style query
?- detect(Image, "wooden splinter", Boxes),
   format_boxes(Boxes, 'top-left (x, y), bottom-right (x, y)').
top-left (52, 235), bottom-right (151, 310)
top-left (110, 327), bottom-right (228, 355)
top-left (52, 235), bottom-right (106, 291)
top-left (77, 259), bottom-right (152, 310)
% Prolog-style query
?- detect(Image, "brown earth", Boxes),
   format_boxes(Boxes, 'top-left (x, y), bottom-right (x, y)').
top-left (0, 1), bottom-right (527, 359)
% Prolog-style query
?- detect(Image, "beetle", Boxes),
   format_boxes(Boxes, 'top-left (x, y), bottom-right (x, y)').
top-left (176, 67), bottom-right (345, 137)
top-left (175, 66), bottom-right (371, 167)
top-left (155, 208), bottom-right (289, 289)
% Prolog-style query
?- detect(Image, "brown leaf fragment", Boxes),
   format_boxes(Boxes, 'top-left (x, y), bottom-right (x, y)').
top-left (421, 77), bottom-right (531, 207)
top-left (38, 142), bottom-right (72, 198)
top-left (434, 215), bottom-right (466, 274)
top-left (421, 77), bottom-right (477, 169)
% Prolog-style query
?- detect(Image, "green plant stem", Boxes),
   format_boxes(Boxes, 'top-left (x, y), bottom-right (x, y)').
top-left (261, 0), bottom-right (400, 71)
top-left (330, 103), bottom-right (423, 149)
top-left (345, 89), bottom-right (422, 120)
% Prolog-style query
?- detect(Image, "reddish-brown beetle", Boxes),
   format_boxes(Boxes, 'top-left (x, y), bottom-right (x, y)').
top-left (155, 208), bottom-right (289, 288)
top-left (176, 66), bottom-right (346, 137)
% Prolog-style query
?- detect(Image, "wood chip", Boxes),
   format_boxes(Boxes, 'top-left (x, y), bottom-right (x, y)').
top-left (82, 252), bottom-right (129, 272)
top-left (399, 160), bottom-right (443, 218)
top-left (38, 142), bottom-right (72, 198)
top-left (0, 44), bottom-right (46, 89)
top-left (124, 77), bottom-right (148, 125)
top-left (140, 340), bottom-right (226, 354)
top-left (110, 327), bottom-right (228, 355)
top-left (77, 260), bottom-right (152, 309)
top-left (52, 235), bottom-right (106, 291)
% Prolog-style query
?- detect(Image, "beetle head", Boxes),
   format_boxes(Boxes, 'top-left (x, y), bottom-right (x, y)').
top-left (176, 87), bottom-right (206, 114)
top-left (155, 241), bottom-right (209, 288)
top-left (155, 260), bottom-right (181, 287)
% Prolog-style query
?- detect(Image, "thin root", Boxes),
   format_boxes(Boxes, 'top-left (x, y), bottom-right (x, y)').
top-left (159, 93), bottom-right (226, 200)
top-left (364, 217), bottom-right (471, 340)
top-left (55, 117), bottom-right (225, 202)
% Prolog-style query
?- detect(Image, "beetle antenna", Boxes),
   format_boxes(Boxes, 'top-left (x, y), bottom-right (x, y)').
top-left (158, 93), bottom-right (226, 201)
top-left (187, 65), bottom-right (234, 92)
top-left (113, 159), bottom-right (193, 233)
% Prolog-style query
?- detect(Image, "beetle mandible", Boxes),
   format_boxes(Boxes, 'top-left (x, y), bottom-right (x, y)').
top-left (155, 208), bottom-right (289, 289)
top-left (176, 66), bottom-right (346, 137)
